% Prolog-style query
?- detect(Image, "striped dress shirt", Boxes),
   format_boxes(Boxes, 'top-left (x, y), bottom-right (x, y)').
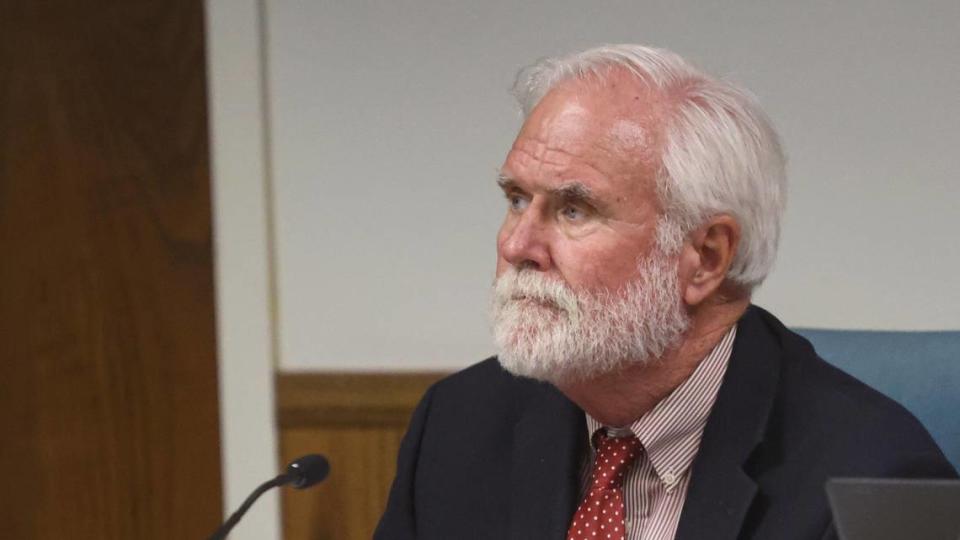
top-left (579, 326), bottom-right (736, 540)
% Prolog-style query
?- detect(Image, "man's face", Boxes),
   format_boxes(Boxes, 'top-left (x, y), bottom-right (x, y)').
top-left (495, 78), bottom-right (664, 290)
top-left (491, 76), bottom-right (690, 384)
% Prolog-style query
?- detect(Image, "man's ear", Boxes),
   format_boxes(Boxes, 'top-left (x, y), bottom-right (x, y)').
top-left (678, 214), bottom-right (740, 306)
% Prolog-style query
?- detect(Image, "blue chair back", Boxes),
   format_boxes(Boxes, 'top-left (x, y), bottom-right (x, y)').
top-left (795, 328), bottom-right (960, 470)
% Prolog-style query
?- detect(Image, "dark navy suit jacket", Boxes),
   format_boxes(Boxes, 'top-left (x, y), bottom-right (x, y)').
top-left (374, 306), bottom-right (957, 539)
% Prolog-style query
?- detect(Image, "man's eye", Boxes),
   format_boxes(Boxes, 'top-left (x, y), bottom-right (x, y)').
top-left (507, 194), bottom-right (529, 211)
top-left (560, 205), bottom-right (586, 221)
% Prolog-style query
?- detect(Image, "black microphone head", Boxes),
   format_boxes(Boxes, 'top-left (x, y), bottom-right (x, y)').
top-left (286, 454), bottom-right (330, 489)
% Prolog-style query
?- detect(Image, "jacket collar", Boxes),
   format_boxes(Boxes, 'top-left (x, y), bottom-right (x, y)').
top-left (507, 379), bottom-right (587, 540)
top-left (674, 305), bottom-right (781, 540)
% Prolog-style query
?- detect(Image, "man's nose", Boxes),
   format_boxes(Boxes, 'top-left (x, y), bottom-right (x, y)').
top-left (500, 212), bottom-right (552, 272)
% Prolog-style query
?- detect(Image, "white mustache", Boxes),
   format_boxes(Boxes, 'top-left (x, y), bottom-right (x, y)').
top-left (493, 268), bottom-right (581, 318)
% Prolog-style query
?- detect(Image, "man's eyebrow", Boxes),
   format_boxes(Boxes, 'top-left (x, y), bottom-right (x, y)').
top-left (496, 174), bottom-right (517, 191)
top-left (496, 175), bottom-right (601, 207)
top-left (548, 182), bottom-right (594, 203)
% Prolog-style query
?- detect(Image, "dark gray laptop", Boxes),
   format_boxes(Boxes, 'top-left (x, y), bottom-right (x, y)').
top-left (826, 478), bottom-right (960, 540)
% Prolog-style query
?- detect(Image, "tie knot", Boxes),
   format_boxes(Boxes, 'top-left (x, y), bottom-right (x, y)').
top-left (590, 430), bottom-right (642, 490)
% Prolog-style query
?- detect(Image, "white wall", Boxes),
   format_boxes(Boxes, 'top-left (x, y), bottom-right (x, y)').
top-left (206, 1), bottom-right (281, 539)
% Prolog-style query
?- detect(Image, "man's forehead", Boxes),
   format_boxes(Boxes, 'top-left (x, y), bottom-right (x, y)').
top-left (517, 79), bottom-right (663, 164)
top-left (607, 119), bottom-right (657, 158)
top-left (513, 96), bottom-right (595, 153)
top-left (499, 143), bottom-right (612, 194)
top-left (507, 139), bottom-right (588, 168)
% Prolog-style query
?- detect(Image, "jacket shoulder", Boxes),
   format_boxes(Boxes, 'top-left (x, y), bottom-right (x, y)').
top-left (753, 307), bottom-right (956, 477)
top-left (424, 357), bottom-right (555, 425)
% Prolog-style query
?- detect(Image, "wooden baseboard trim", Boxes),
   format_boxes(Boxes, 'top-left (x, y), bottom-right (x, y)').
top-left (276, 372), bottom-right (446, 428)
top-left (275, 371), bottom-right (449, 539)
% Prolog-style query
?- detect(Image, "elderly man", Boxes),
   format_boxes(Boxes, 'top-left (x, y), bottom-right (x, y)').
top-left (374, 45), bottom-right (956, 540)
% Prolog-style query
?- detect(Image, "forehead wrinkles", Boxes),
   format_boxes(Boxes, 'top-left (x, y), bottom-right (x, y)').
top-left (508, 72), bottom-right (667, 185)
top-left (506, 139), bottom-right (609, 184)
top-left (510, 139), bottom-right (581, 167)
top-left (512, 99), bottom-right (593, 154)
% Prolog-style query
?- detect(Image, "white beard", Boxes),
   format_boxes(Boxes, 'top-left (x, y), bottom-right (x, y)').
top-left (489, 251), bottom-right (690, 386)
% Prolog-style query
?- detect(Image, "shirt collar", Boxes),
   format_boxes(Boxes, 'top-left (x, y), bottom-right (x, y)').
top-left (586, 325), bottom-right (736, 486)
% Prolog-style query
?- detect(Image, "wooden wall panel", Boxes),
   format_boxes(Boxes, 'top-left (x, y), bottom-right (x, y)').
top-left (0, 2), bottom-right (221, 539)
top-left (277, 373), bottom-right (445, 540)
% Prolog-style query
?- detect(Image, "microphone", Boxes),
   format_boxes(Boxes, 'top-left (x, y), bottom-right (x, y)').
top-left (286, 453), bottom-right (330, 489)
top-left (208, 454), bottom-right (330, 540)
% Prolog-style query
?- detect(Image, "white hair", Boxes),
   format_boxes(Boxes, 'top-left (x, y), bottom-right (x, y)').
top-left (511, 44), bottom-right (787, 290)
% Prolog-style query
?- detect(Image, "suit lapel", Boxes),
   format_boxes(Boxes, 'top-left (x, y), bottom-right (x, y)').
top-left (675, 306), bottom-right (781, 540)
top-left (508, 381), bottom-right (587, 540)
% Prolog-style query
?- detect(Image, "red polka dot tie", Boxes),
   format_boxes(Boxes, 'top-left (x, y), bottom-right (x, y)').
top-left (566, 430), bottom-right (642, 540)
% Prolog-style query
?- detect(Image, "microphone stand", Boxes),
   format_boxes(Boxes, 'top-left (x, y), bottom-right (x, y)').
top-left (207, 473), bottom-right (292, 540)
top-left (207, 454), bottom-right (329, 539)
